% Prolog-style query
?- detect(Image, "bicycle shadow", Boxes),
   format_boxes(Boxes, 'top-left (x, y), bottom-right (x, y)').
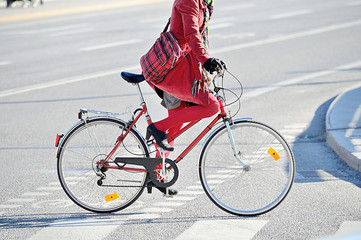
top-left (0, 212), bottom-right (245, 230)
top-left (0, 212), bottom-right (139, 230)
top-left (292, 96), bottom-right (361, 187)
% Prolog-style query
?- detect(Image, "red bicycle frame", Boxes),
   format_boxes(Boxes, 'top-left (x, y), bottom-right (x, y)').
top-left (102, 95), bottom-right (227, 171)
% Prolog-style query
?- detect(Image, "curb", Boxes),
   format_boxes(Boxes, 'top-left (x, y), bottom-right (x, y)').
top-left (326, 85), bottom-right (361, 173)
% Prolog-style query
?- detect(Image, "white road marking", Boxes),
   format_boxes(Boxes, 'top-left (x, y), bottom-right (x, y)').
top-left (187, 185), bottom-right (203, 190)
top-left (142, 207), bottom-right (173, 213)
top-left (244, 60), bottom-right (361, 99)
top-left (2, 24), bottom-right (89, 35)
top-left (2, 20), bottom-right (361, 99)
top-left (211, 32), bottom-right (255, 40)
top-left (166, 196), bottom-right (196, 201)
top-left (50, 28), bottom-right (93, 37)
top-left (212, 19), bottom-right (361, 54)
top-left (49, 182), bottom-right (61, 186)
top-left (178, 190), bottom-right (204, 195)
top-left (153, 201), bottom-right (185, 207)
top-left (336, 221), bottom-right (361, 236)
top-left (210, 23), bottom-right (233, 30)
top-left (282, 135), bottom-right (297, 142)
top-left (176, 220), bottom-right (269, 240)
top-left (31, 199), bottom-right (74, 209)
top-left (220, 3), bottom-right (255, 11)
top-left (0, 65), bottom-right (139, 98)
top-left (139, 17), bottom-right (169, 24)
top-left (284, 123), bottom-right (308, 129)
top-left (127, 213), bottom-right (160, 219)
top-left (23, 192), bottom-right (51, 196)
top-left (280, 128), bottom-right (304, 134)
top-left (80, 39), bottom-right (143, 51)
top-left (27, 218), bottom-right (126, 240)
top-left (36, 187), bottom-right (63, 191)
top-left (270, 10), bottom-right (312, 20)
top-left (0, 204), bottom-right (22, 209)
top-left (347, 1), bottom-right (361, 6)
top-left (0, 61), bottom-right (12, 66)
top-left (206, 180), bottom-right (224, 184)
top-left (7, 198), bottom-right (36, 203)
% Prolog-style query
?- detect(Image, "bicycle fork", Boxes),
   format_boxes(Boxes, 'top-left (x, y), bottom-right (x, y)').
top-left (225, 120), bottom-right (250, 171)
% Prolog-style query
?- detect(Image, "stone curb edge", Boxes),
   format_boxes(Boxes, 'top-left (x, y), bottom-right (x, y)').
top-left (326, 84), bottom-right (361, 173)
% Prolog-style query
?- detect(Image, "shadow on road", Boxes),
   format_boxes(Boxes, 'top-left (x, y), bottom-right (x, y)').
top-left (292, 96), bottom-right (361, 187)
top-left (0, 212), bottom-right (244, 229)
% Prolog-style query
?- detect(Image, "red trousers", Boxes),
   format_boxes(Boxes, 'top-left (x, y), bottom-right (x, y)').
top-left (154, 93), bottom-right (220, 158)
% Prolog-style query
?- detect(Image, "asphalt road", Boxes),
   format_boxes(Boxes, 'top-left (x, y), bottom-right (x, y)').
top-left (0, 0), bottom-right (361, 239)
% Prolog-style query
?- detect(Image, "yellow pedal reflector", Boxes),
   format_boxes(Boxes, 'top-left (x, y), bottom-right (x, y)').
top-left (268, 147), bottom-right (281, 161)
top-left (105, 192), bottom-right (119, 202)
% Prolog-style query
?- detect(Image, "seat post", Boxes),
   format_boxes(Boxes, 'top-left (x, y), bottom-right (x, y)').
top-left (134, 83), bottom-right (146, 104)
top-left (134, 83), bottom-right (152, 123)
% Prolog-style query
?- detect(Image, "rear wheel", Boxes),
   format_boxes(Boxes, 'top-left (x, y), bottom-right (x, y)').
top-left (57, 118), bottom-right (149, 213)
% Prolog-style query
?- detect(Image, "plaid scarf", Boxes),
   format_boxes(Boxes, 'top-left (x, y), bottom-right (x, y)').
top-left (201, 0), bottom-right (214, 51)
top-left (192, 0), bottom-right (214, 97)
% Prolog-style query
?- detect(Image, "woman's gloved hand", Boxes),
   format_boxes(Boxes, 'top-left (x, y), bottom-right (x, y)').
top-left (203, 58), bottom-right (227, 74)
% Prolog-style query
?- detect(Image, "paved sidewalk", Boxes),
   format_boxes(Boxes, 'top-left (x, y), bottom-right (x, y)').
top-left (326, 84), bottom-right (361, 173)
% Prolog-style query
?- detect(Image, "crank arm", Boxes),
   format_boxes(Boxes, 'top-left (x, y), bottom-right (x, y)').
top-left (114, 157), bottom-right (179, 188)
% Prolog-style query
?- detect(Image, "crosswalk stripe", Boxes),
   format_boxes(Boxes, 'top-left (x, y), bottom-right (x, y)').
top-left (166, 196), bottom-right (196, 201)
top-left (0, 204), bottom-right (22, 209)
top-left (127, 214), bottom-right (160, 220)
top-left (36, 187), bottom-right (63, 191)
top-left (178, 190), bottom-right (204, 195)
top-left (7, 198), bottom-right (36, 203)
top-left (336, 221), bottom-right (361, 236)
top-left (27, 218), bottom-right (125, 240)
top-left (23, 192), bottom-right (51, 196)
top-left (176, 220), bottom-right (269, 240)
top-left (142, 207), bottom-right (173, 213)
top-left (153, 202), bottom-right (185, 207)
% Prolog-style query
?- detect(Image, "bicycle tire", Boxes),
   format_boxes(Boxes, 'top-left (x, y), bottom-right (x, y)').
top-left (198, 120), bottom-right (295, 216)
top-left (57, 117), bottom-right (149, 213)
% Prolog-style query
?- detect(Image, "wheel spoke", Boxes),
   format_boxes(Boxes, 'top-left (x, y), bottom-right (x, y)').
top-left (57, 118), bottom-right (149, 213)
top-left (199, 120), bottom-right (295, 216)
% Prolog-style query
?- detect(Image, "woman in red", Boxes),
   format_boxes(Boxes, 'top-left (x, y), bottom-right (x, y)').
top-left (146, 0), bottom-right (226, 154)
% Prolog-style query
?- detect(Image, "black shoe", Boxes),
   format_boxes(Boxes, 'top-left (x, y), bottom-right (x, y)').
top-left (147, 181), bottom-right (178, 197)
top-left (146, 123), bottom-right (174, 151)
top-left (159, 187), bottom-right (178, 197)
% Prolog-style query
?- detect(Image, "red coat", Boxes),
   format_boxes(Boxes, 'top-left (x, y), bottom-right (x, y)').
top-left (148, 0), bottom-right (210, 105)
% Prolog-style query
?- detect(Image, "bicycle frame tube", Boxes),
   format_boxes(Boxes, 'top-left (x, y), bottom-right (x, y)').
top-left (174, 99), bottom-right (227, 163)
top-left (103, 83), bottom-right (155, 163)
top-left (175, 115), bottom-right (222, 163)
top-left (104, 96), bottom-right (227, 168)
top-left (104, 102), bottom-right (148, 163)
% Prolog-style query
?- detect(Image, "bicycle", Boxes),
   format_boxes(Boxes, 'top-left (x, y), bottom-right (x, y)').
top-left (55, 69), bottom-right (295, 216)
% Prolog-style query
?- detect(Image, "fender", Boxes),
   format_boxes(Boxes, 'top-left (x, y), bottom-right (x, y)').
top-left (55, 116), bottom-right (149, 159)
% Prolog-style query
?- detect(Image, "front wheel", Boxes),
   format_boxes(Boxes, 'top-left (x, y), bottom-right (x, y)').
top-left (198, 120), bottom-right (295, 216)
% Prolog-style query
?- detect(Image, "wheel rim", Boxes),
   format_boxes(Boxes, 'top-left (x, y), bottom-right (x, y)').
top-left (200, 121), bottom-right (295, 216)
top-left (57, 118), bottom-right (148, 212)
